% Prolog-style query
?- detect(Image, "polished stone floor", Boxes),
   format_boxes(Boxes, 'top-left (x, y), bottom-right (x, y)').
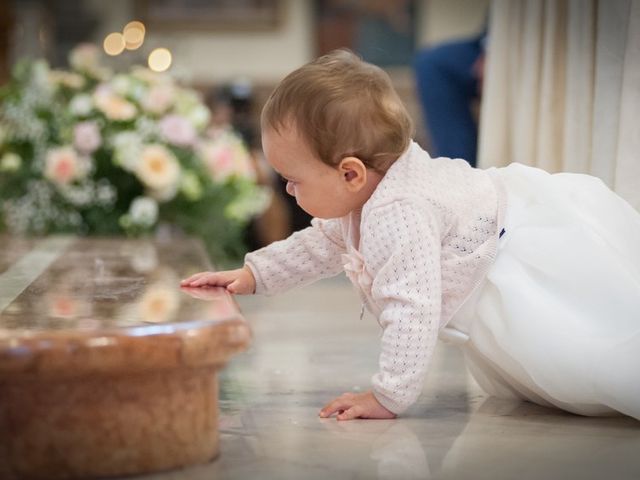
top-left (135, 275), bottom-right (640, 480)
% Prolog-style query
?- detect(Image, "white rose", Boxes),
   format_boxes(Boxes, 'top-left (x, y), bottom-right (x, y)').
top-left (136, 144), bottom-right (181, 191)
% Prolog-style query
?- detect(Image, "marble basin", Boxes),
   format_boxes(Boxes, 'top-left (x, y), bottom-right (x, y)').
top-left (0, 236), bottom-right (251, 479)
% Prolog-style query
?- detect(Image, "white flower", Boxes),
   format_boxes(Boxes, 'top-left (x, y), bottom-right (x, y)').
top-left (94, 84), bottom-right (136, 121)
top-left (44, 146), bottom-right (86, 185)
top-left (159, 114), bottom-right (197, 147)
top-left (136, 144), bottom-right (181, 191)
top-left (73, 121), bottom-right (102, 154)
top-left (129, 196), bottom-right (158, 227)
top-left (0, 152), bottom-right (21, 172)
top-left (69, 94), bottom-right (93, 116)
top-left (112, 131), bottom-right (143, 171)
top-left (142, 84), bottom-right (176, 115)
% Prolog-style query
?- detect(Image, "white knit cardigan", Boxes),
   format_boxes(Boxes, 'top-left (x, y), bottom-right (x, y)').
top-left (245, 141), bottom-right (507, 413)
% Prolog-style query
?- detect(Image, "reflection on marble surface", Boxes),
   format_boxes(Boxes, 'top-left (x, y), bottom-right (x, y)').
top-left (132, 276), bottom-right (640, 480)
top-left (0, 236), bottom-right (239, 335)
top-left (0, 236), bottom-right (251, 479)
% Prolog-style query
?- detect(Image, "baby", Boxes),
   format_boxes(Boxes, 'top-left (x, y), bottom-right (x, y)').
top-left (182, 50), bottom-right (640, 422)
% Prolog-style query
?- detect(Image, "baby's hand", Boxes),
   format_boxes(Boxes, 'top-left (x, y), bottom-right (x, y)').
top-left (180, 266), bottom-right (256, 294)
top-left (319, 391), bottom-right (397, 421)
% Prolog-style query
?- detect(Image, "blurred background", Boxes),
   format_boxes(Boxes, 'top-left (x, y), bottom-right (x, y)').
top-left (0, 0), bottom-right (638, 262)
top-left (0, 0), bottom-right (489, 143)
top-left (0, 0), bottom-right (490, 256)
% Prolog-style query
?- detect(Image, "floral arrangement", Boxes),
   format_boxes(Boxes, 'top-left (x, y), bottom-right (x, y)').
top-left (0, 44), bottom-right (267, 263)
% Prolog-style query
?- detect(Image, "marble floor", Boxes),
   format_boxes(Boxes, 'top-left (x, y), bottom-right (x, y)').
top-left (132, 276), bottom-right (639, 480)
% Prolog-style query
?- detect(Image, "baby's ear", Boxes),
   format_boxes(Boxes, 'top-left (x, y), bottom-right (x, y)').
top-left (339, 156), bottom-right (367, 191)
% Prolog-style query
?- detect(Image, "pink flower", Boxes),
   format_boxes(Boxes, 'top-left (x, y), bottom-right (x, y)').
top-left (73, 121), bottom-right (102, 154)
top-left (198, 133), bottom-right (256, 183)
top-left (44, 147), bottom-right (85, 185)
top-left (159, 114), bottom-right (197, 147)
top-left (142, 84), bottom-right (175, 114)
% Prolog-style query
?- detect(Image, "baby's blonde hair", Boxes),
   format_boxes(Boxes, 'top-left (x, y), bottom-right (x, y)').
top-left (261, 49), bottom-right (414, 173)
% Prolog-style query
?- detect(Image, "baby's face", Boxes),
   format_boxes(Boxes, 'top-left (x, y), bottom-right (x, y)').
top-left (262, 125), bottom-right (361, 219)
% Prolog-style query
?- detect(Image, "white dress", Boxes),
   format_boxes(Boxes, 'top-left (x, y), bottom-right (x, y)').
top-left (447, 163), bottom-right (640, 419)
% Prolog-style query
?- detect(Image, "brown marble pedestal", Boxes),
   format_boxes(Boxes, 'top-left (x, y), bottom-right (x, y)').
top-left (0, 236), bottom-right (251, 479)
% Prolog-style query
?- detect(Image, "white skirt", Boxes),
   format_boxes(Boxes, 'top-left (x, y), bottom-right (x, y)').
top-left (450, 163), bottom-right (640, 419)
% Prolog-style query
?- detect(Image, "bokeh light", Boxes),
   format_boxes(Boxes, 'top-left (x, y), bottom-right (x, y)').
top-left (123, 21), bottom-right (145, 50)
top-left (103, 32), bottom-right (125, 56)
top-left (148, 48), bottom-right (172, 72)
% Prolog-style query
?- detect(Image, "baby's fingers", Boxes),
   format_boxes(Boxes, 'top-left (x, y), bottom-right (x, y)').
top-left (319, 395), bottom-right (353, 418)
top-left (337, 405), bottom-right (363, 421)
top-left (186, 272), bottom-right (233, 288)
top-left (180, 272), bottom-right (210, 286)
top-left (190, 273), bottom-right (228, 287)
top-left (226, 278), bottom-right (243, 294)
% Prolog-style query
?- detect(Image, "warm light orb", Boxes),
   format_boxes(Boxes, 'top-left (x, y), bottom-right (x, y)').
top-left (123, 20), bottom-right (145, 50)
top-left (148, 48), bottom-right (172, 72)
top-left (103, 32), bottom-right (125, 56)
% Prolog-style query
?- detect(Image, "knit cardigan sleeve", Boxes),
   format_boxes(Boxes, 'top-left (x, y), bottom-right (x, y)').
top-left (244, 217), bottom-right (346, 296)
top-left (362, 200), bottom-right (442, 414)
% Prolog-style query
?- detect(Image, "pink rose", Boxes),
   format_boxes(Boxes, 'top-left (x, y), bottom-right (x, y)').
top-left (159, 114), bottom-right (197, 147)
top-left (44, 147), bottom-right (84, 185)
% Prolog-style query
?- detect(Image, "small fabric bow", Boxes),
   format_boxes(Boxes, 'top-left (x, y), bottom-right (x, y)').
top-left (341, 246), bottom-right (373, 291)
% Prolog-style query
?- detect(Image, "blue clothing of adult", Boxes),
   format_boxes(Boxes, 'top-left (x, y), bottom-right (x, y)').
top-left (414, 35), bottom-right (484, 167)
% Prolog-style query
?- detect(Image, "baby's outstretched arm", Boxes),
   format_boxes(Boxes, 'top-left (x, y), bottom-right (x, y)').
top-left (319, 391), bottom-right (396, 421)
top-left (180, 266), bottom-right (256, 294)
